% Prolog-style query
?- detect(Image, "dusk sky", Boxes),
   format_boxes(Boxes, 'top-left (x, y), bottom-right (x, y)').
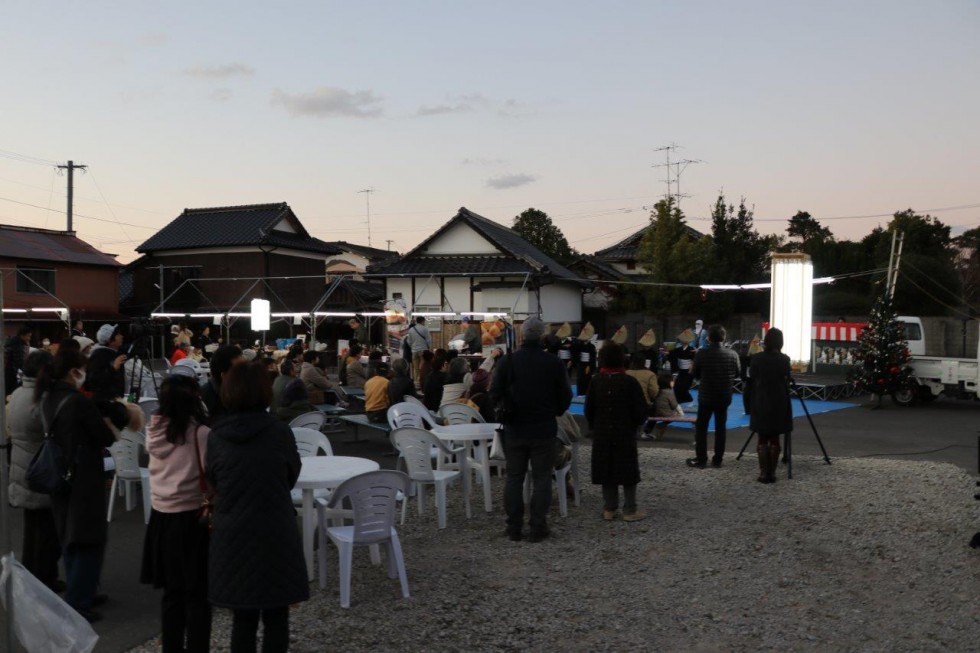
top-left (2, 1), bottom-right (978, 264)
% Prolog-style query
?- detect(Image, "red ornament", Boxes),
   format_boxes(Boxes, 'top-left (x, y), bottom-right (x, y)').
top-left (889, 366), bottom-right (900, 375)
top-left (876, 378), bottom-right (886, 385)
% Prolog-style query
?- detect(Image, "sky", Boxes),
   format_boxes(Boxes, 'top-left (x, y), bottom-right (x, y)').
top-left (1, 1), bottom-right (978, 265)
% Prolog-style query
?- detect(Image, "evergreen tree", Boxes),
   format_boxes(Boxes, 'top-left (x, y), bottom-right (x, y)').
top-left (512, 208), bottom-right (575, 263)
top-left (850, 291), bottom-right (913, 400)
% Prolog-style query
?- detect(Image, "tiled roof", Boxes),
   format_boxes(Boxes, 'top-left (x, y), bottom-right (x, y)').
top-left (0, 224), bottom-right (120, 267)
top-left (373, 256), bottom-right (535, 276)
top-left (324, 241), bottom-right (400, 262)
top-left (136, 203), bottom-right (342, 256)
top-left (568, 256), bottom-right (626, 281)
top-left (594, 223), bottom-right (703, 261)
top-left (372, 207), bottom-right (587, 286)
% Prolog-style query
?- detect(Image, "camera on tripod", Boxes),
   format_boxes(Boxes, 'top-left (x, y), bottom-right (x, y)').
top-left (129, 316), bottom-right (171, 341)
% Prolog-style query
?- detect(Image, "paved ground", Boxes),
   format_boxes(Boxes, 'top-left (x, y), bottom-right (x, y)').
top-left (1, 394), bottom-right (977, 652)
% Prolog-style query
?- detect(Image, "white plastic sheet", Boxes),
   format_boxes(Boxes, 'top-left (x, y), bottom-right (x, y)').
top-left (0, 554), bottom-right (99, 653)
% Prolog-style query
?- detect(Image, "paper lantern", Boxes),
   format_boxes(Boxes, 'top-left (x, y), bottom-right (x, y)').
top-left (250, 299), bottom-right (270, 331)
top-left (770, 253), bottom-right (813, 367)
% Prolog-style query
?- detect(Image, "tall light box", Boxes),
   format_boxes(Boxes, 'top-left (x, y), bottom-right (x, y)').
top-left (250, 298), bottom-right (270, 331)
top-left (769, 253), bottom-right (813, 369)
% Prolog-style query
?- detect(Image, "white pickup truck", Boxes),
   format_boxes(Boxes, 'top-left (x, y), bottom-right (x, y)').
top-left (893, 318), bottom-right (979, 405)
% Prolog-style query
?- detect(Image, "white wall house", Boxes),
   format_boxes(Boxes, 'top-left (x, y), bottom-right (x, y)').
top-left (372, 207), bottom-right (587, 323)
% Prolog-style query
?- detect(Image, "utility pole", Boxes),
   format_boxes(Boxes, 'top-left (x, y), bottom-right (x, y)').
top-left (57, 160), bottom-right (87, 232)
top-left (357, 188), bottom-right (375, 247)
top-left (385, 239), bottom-right (394, 251)
top-left (889, 232), bottom-right (905, 301)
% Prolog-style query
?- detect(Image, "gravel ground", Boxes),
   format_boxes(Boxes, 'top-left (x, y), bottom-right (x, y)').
top-left (129, 447), bottom-right (979, 652)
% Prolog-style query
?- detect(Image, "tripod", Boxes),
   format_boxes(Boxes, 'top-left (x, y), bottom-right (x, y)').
top-left (126, 336), bottom-right (162, 401)
top-left (736, 378), bottom-right (832, 479)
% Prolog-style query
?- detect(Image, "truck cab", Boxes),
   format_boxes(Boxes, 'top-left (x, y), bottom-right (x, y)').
top-left (896, 316), bottom-right (925, 357)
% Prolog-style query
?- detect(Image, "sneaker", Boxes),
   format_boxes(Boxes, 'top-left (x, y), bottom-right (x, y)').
top-left (623, 510), bottom-right (647, 522)
top-left (711, 458), bottom-right (723, 468)
top-left (602, 510), bottom-right (618, 521)
top-left (639, 433), bottom-right (655, 441)
top-left (685, 458), bottom-right (706, 469)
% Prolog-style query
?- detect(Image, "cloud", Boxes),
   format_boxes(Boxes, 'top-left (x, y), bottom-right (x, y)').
top-left (140, 32), bottom-right (168, 47)
top-left (416, 103), bottom-right (473, 116)
top-left (486, 173), bottom-right (538, 190)
top-left (497, 98), bottom-right (533, 118)
top-left (461, 157), bottom-right (506, 166)
top-left (183, 63), bottom-right (256, 79)
top-left (271, 86), bottom-right (383, 118)
top-left (209, 88), bottom-right (232, 102)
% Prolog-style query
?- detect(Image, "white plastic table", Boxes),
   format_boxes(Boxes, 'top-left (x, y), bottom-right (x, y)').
top-left (295, 456), bottom-right (380, 581)
top-left (430, 422), bottom-right (500, 513)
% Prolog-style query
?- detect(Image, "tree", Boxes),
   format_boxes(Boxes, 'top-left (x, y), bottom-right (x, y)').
top-left (865, 210), bottom-right (961, 315)
top-left (512, 208), bottom-right (575, 263)
top-left (636, 198), bottom-right (712, 315)
top-left (953, 227), bottom-right (980, 313)
top-left (786, 211), bottom-right (833, 249)
top-left (708, 193), bottom-right (771, 314)
top-left (849, 291), bottom-right (913, 405)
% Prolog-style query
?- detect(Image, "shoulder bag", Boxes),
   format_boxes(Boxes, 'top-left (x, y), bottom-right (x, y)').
top-left (25, 394), bottom-right (74, 495)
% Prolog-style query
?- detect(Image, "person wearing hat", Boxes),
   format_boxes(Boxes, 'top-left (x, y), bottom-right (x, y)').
top-left (490, 317), bottom-right (572, 543)
top-left (86, 324), bottom-right (127, 401)
top-left (692, 319), bottom-right (709, 350)
top-left (460, 316), bottom-right (481, 355)
top-left (460, 368), bottom-right (495, 422)
top-left (668, 332), bottom-right (696, 404)
top-left (72, 336), bottom-right (95, 357)
top-left (574, 324), bottom-right (597, 397)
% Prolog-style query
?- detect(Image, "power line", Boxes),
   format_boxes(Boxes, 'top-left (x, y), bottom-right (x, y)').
top-left (0, 196), bottom-right (159, 229)
top-left (0, 149), bottom-right (59, 167)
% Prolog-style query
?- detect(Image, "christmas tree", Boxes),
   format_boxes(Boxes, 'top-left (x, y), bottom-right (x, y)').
top-left (850, 291), bottom-right (912, 398)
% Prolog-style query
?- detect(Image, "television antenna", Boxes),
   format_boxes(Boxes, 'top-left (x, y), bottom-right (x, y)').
top-left (357, 187), bottom-right (376, 247)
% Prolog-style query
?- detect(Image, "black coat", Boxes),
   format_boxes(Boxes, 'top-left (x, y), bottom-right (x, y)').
top-left (585, 372), bottom-right (647, 486)
top-left (747, 351), bottom-right (793, 436)
top-left (423, 370), bottom-right (447, 412)
top-left (692, 344), bottom-right (741, 404)
top-left (206, 411), bottom-right (309, 610)
top-left (86, 345), bottom-right (126, 400)
top-left (387, 373), bottom-right (417, 406)
top-left (44, 381), bottom-right (118, 546)
top-left (489, 343), bottom-right (572, 440)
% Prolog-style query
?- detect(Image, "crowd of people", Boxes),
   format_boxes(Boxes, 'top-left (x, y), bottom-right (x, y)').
top-left (3, 313), bottom-right (793, 650)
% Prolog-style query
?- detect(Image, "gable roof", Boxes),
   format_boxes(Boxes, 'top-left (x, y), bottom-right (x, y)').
top-left (136, 203), bottom-right (342, 256)
top-left (595, 223), bottom-right (704, 261)
top-left (567, 255), bottom-right (627, 281)
top-left (373, 207), bottom-right (586, 285)
top-left (0, 224), bottom-right (120, 267)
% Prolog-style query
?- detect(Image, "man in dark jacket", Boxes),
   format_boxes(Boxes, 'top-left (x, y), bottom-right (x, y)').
top-left (490, 317), bottom-right (572, 543)
top-left (687, 324), bottom-right (741, 469)
top-left (85, 324), bottom-right (127, 401)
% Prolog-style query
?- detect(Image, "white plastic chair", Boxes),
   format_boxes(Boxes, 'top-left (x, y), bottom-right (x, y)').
top-left (107, 429), bottom-right (150, 523)
top-left (438, 402), bottom-right (485, 425)
top-left (316, 470), bottom-right (411, 608)
top-left (290, 427), bottom-right (334, 506)
top-left (387, 403), bottom-right (440, 474)
top-left (289, 411), bottom-right (327, 431)
top-left (522, 428), bottom-right (574, 517)
top-left (402, 395), bottom-right (426, 409)
top-left (138, 398), bottom-right (159, 430)
top-left (392, 427), bottom-right (470, 529)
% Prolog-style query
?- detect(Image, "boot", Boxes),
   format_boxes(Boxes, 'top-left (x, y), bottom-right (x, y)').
top-left (756, 443), bottom-right (770, 484)
top-left (766, 442), bottom-right (781, 483)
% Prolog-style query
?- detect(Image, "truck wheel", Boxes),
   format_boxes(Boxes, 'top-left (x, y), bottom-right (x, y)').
top-left (892, 386), bottom-right (917, 407)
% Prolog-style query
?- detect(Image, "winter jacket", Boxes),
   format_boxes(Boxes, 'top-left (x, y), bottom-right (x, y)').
top-left (423, 370), bottom-right (448, 411)
top-left (747, 351), bottom-right (794, 436)
top-left (4, 336), bottom-right (29, 393)
top-left (43, 381), bottom-right (120, 546)
top-left (387, 372), bottom-right (417, 405)
top-left (201, 380), bottom-right (229, 425)
top-left (692, 343), bottom-right (740, 404)
top-left (363, 375), bottom-right (390, 413)
top-left (439, 382), bottom-right (467, 406)
top-left (7, 378), bottom-right (50, 510)
top-left (145, 415), bottom-right (210, 513)
top-left (404, 324), bottom-right (431, 353)
top-left (653, 388), bottom-right (680, 417)
top-left (300, 362), bottom-right (332, 401)
top-left (626, 369), bottom-right (659, 405)
top-left (345, 360), bottom-right (367, 389)
top-left (206, 411), bottom-right (309, 610)
top-left (86, 344), bottom-right (126, 400)
top-left (271, 373), bottom-right (294, 408)
top-left (489, 342), bottom-right (572, 440)
top-left (585, 372), bottom-right (646, 486)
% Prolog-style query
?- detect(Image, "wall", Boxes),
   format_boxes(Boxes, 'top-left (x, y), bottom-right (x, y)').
top-left (423, 223), bottom-right (500, 255)
top-left (0, 258), bottom-right (118, 313)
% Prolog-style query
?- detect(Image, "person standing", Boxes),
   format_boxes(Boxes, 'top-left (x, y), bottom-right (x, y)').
top-left (207, 362), bottom-right (308, 652)
top-left (348, 317), bottom-right (369, 348)
top-left (687, 325), bottom-right (740, 469)
top-left (575, 331), bottom-right (597, 397)
top-left (747, 328), bottom-right (793, 484)
top-left (37, 350), bottom-right (127, 622)
top-left (140, 374), bottom-right (212, 653)
top-left (86, 323), bottom-right (127, 401)
top-left (404, 316), bottom-right (431, 385)
top-left (71, 320), bottom-right (86, 338)
top-left (7, 351), bottom-right (63, 591)
top-left (4, 325), bottom-right (32, 395)
top-left (490, 317), bottom-right (572, 543)
top-left (668, 337), bottom-right (696, 404)
top-left (692, 319), bottom-right (709, 349)
top-left (586, 343), bottom-right (648, 522)
top-left (201, 345), bottom-right (244, 425)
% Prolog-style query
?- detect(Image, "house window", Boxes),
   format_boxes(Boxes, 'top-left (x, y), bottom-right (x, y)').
top-left (414, 305), bottom-right (441, 332)
top-left (16, 267), bottom-right (55, 294)
top-left (626, 261), bottom-right (636, 271)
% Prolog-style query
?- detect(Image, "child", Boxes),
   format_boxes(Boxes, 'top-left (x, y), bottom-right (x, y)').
top-left (642, 371), bottom-right (685, 441)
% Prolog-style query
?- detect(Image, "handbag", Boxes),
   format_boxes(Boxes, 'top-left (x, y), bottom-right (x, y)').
top-left (191, 426), bottom-right (214, 531)
top-left (25, 395), bottom-right (73, 495)
top-left (489, 427), bottom-right (506, 461)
